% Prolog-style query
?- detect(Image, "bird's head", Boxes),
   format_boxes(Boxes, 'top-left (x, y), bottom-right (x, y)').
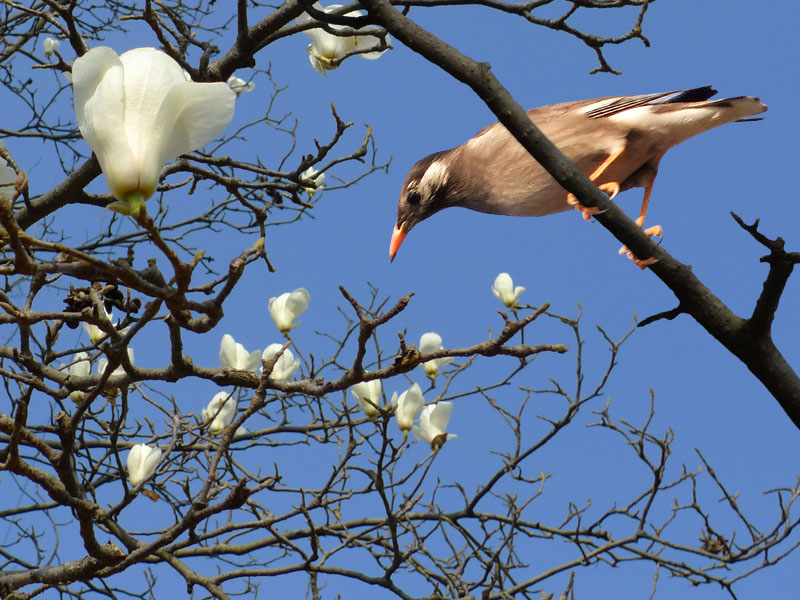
top-left (390, 151), bottom-right (453, 261)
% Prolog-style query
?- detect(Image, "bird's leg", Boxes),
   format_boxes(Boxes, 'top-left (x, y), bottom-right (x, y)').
top-left (566, 147), bottom-right (626, 221)
top-left (619, 178), bottom-right (662, 269)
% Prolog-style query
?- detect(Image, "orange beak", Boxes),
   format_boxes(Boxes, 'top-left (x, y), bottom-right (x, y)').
top-left (389, 224), bottom-right (406, 262)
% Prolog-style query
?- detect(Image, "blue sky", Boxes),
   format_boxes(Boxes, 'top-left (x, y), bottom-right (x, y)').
top-left (249, 1), bottom-right (800, 596)
top-left (4, 0), bottom-right (800, 597)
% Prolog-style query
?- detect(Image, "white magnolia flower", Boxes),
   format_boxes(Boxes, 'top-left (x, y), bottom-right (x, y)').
top-left (219, 334), bottom-right (261, 372)
top-left (61, 351), bottom-right (91, 378)
top-left (301, 167), bottom-right (325, 197)
top-left (351, 379), bottom-right (383, 419)
top-left (72, 46), bottom-right (236, 216)
top-left (268, 288), bottom-right (310, 334)
top-left (0, 143), bottom-right (17, 201)
top-left (391, 383), bottom-right (424, 440)
top-left (82, 306), bottom-right (119, 344)
top-left (98, 347), bottom-right (134, 377)
top-left (127, 443), bottom-right (162, 487)
top-left (227, 75), bottom-right (255, 95)
top-left (419, 332), bottom-right (454, 381)
top-left (43, 37), bottom-right (60, 58)
top-left (492, 273), bottom-right (525, 309)
top-left (262, 343), bottom-right (301, 380)
top-left (61, 351), bottom-right (92, 404)
top-left (297, 2), bottom-right (390, 76)
top-left (202, 391), bottom-right (237, 434)
top-left (412, 402), bottom-right (457, 450)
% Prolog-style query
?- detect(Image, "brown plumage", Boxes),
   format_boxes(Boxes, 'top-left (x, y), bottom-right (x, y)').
top-left (390, 86), bottom-right (767, 265)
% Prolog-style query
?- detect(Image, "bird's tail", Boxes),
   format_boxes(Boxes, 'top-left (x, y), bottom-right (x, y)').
top-left (702, 95), bottom-right (768, 121)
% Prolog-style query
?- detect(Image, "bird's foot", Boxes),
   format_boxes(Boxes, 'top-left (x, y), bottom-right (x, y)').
top-left (619, 222), bottom-right (663, 269)
top-left (598, 182), bottom-right (620, 200)
top-left (566, 194), bottom-right (603, 221)
top-left (566, 181), bottom-right (620, 221)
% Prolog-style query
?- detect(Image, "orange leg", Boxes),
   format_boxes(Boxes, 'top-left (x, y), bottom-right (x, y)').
top-left (619, 178), bottom-right (663, 269)
top-left (566, 147), bottom-right (625, 221)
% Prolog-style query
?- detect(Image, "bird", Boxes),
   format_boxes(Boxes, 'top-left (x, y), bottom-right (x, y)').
top-left (389, 86), bottom-right (767, 267)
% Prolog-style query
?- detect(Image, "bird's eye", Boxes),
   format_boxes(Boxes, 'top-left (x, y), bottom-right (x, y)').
top-left (406, 190), bottom-right (421, 205)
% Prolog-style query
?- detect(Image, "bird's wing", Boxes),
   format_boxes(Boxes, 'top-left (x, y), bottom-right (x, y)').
top-left (580, 87), bottom-right (718, 119)
top-left (467, 88), bottom-right (719, 141)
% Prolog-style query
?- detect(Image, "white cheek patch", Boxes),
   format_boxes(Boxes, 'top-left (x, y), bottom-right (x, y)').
top-left (420, 161), bottom-right (449, 194)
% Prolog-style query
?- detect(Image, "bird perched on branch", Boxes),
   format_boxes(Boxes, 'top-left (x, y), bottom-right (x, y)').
top-left (389, 86), bottom-right (767, 267)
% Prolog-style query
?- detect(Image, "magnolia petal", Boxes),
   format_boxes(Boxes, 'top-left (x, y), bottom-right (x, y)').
top-left (149, 80), bottom-right (236, 169)
top-left (219, 334), bottom-right (238, 369)
top-left (70, 352), bottom-right (91, 378)
top-left (296, 1), bottom-right (327, 25)
top-left (305, 28), bottom-right (357, 61)
top-left (492, 272), bottom-right (525, 307)
top-left (43, 37), bottom-right (60, 58)
top-left (351, 379), bottom-right (383, 418)
top-left (72, 48), bottom-right (140, 201)
top-left (300, 3), bottom-right (375, 74)
top-left (242, 349), bottom-right (262, 373)
top-left (269, 288), bottom-right (310, 333)
top-left (119, 48), bottom-right (187, 159)
top-left (308, 51), bottom-right (328, 76)
top-left (285, 288), bottom-right (311, 319)
top-left (127, 443), bottom-right (162, 487)
top-left (204, 391), bottom-right (237, 434)
top-left (413, 402), bottom-right (456, 449)
top-left (395, 383), bottom-right (424, 433)
top-left (116, 48), bottom-right (186, 199)
top-left (419, 332), bottom-right (443, 354)
top-left (355, 33), bottom-right (390, 60)
top-left (429, 401), bottom-right (453, 434)
top-left (0, 150), bottom-right (16, 199)
top-left (262, 343), bottom-right (301, 380)
top-left (492, 273), bottom-right (512, 299)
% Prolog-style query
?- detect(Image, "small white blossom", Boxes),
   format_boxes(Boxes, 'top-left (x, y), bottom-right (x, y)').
top-left (97, 348), bottom-right (134, 377)
top-left (43, 37), bottom-right (60, 58)
top-left (268, 288), bottom-right (310, 334)
top-left (301, 167), bottom-right (325, 198)
top-left (412, 402), bottom-right (457, 451)
top-left (202, 391), bottom-right (237, 434)
top-left (391, 383), bottom-right (424, 440)
top-left (492, 273), bottom-right (525, 309)
top-left (127, 443), bottom-right (161, 487)
top-left (419, 332), bottom-right (454, 381)
top-left (0, 143), bottom-right (17, 201)
top-left (297, 2), bottom-right (390, 76)
top-left (219, 334), bottom-right (261, 372)
top-left (351, 379), bottom-right (383, 419)
top-left (262, 343), bottom-right (301, 380)
top-left (61, 351), bottom-right (91, 378)
top-left (227, 75), bottom-right (255, 95)
top-left (82, 306), bottom-right (128, 345)
top-left (61, 351), bottom-right (91, 404)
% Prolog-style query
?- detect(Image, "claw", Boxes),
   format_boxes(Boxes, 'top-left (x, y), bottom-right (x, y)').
top-left (619, 223), bottom-right (662, 269)
top-left (566, 193), bottom-right (605, 221)
top-left (598, 181), bottom-right (620, 200)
